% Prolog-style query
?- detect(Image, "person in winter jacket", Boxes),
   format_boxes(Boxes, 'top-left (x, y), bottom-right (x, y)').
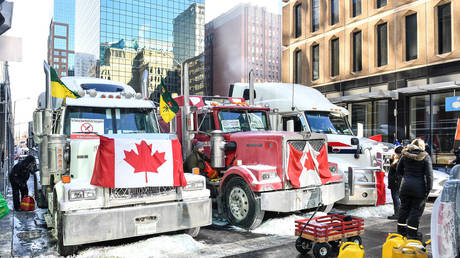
top-left (8, 155), bottom-right (37, 211)
top-left (184, 142), bottom-right (209, 175)
top-left (396, 139), bottom-right (433, 240)
top-left (387, 145), bottom-right (403, 220)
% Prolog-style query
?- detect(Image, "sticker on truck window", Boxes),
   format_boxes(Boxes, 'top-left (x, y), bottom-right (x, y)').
top-left (70, 118), bottom-right (104, 135)
top-left (221, 120), bottom-right (240, 132)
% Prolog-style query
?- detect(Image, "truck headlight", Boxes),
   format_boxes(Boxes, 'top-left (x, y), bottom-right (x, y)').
top-left (261, 171), bottom-right (277, 180)
top-left (69, 189), bottom-right (97, 201)
top-left (355, 171), bottom-right (373, 183)
top-left (184, 180), bottom-right (205, 191)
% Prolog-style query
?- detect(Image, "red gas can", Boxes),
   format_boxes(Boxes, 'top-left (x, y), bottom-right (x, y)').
top-left (20, 195), bottom-right (35, 211)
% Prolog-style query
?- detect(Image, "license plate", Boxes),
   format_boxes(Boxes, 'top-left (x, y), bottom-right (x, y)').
top-left (135, 216), bottom-right (158, 235)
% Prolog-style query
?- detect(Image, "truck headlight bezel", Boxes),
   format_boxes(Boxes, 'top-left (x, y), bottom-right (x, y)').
top-left (184, 180), bottom-right (205, 191)
top-left (68, 189), bottom-right (97, 201)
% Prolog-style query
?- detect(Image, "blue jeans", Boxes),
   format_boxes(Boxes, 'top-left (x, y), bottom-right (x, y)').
top-left (391, 188), bottom-right (400, 216)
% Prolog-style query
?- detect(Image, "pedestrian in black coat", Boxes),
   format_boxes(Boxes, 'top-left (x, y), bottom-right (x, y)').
top-left (387, 145), bottom-right (403, 220)
top-left (396, 139), bottom-right (433, 240)
top-left (8, 155), bottom-right (36, 211)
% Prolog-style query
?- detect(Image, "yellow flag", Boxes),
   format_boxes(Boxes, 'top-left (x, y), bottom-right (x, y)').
top-left (50, 66), bottom-right (79, 99)
top-left (160, 95), bottom-right (176, 123)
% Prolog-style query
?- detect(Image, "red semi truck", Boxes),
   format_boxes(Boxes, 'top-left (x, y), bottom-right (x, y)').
top-left (164, 95), bottom-right (345, 229)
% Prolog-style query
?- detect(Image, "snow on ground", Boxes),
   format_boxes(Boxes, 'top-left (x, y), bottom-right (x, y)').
top-left (75, 234), bottom-right (205, 258)
top-left (247, 212), bottom-right (328, 236)
top-left (338, 204), bottom-right (394, 219)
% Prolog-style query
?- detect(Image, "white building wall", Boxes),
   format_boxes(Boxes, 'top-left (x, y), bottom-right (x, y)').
top-left (75, 0), bottom-right (100, 58)
top-left (74, 52), bottom-right (96, 77)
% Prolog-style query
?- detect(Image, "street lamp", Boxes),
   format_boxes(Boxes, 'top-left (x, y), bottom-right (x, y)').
top-left (13, 97), bottom-right (31, 143)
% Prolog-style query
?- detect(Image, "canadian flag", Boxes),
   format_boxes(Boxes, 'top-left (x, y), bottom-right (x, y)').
top-left (287, 143), bottom-right (331, 188)
top-left (90, 135), bottom-right (187, 188)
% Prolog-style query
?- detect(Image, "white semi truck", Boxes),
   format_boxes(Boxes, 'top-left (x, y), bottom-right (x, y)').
top-left (230, 82), bottom-right (394, 205)
top-left (32, 62), bottom-right (211, 256)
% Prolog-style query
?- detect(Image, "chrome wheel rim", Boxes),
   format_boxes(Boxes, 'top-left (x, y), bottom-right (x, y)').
top-left (229, 187), bottom-right (249, 221)
top-left (319, 246), bottom-right (328, 256)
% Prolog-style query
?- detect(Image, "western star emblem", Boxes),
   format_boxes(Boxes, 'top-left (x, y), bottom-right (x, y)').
top-left (123, 140), bottom-right (166, 183)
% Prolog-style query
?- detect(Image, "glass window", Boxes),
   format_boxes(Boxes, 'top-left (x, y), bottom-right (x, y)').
top-left (217, 109), bottom-right (269, 132)
top-left (372, 100), bottom-right (389, 142)
top-left (352, 0), bottom-right (361, 17)
top-left (405, 13), bottom-right (418, 61)
top-left (331, 0), bottom-right (339, 25)
top-left (438, 3), bottom-right (451, 54)
top-left (331, 38), bottom-right (339, 77)
top-left (353, 31), bottom-right (362, 72)
top-left (350, 102), bottom-right (372, 137)
top-left (312, 0), bottom-right (320, 32)
top-left (312, 44), bottom-right (319, 80)
top-left (431, 92), bottom-right (457, 163)
top-left (295, 49), bottom-right (302, 83)
top-left (409, 95), bottom-right (430, 146)
top-left (295, 4), bottom-right (302, 38)
top-left (377, 23), bottom-right (388, 67)
top-left (305, 111), bottom-right (353, 135)
top-left (376, 0), bottom-right (387, 9)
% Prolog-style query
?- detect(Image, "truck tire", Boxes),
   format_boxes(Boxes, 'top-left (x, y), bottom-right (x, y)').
top-left (185, 227), bottom-right (200, 238)
top-left (223, 177), bottom-right (264, 230)
top-left (57, 212), bottom-right (78, 256)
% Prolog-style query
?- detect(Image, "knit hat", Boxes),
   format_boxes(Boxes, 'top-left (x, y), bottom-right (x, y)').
top-left (194, 142), bottom-right (205, 150)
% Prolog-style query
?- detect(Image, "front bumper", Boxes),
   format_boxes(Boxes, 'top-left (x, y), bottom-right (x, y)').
top-left (337, 184), bottom-right (377, 205)
top-left (62, 197), bottom-right (212, 246)
top-left (260, 182), bottom-right (344, 212)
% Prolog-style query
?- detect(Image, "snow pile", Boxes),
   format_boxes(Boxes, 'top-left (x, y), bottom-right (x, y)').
top-left (342, 204), bottom-right (393, 219)
top-left (76, 234), bottom-right (205, 258)
top-left (249, 212), bottom-right (328, 236)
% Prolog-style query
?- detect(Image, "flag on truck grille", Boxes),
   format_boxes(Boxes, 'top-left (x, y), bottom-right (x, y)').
top-left (90, 135), bottom-right (187, 188)
top-left (159, 78), bottom-right (179, 123)
top-left (50, 66), bottom-right (79, 99)
top-left (287, 142), bottom-right (331, 188)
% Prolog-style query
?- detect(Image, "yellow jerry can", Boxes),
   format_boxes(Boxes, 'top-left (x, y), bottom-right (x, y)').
top-left (338, 242), bottom-right (365, 258)
top-left (392, 239), bottom-right (428, 258)
top-left (382, 233), bottom-right (406, 258)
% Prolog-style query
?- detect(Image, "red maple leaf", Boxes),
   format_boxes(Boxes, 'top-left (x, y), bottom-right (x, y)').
top-left (123, 140), bottom-right (167, 183)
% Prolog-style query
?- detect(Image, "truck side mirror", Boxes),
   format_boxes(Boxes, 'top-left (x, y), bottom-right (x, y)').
top-left (351, 138), bottom-right (359, 145)
top-left (33, 110), bottom-right (43, 143)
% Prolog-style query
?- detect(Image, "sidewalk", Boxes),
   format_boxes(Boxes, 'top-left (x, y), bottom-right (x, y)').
top-left (0, 164), bottom-right (13, 257)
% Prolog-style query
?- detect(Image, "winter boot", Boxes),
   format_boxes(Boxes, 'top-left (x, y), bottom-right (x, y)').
top-left (397, 224), bottom-right (407, 237)
top-left (406, 227), bottom-right (423, 241)
top-left (387, 214), bottom-right (398, 220)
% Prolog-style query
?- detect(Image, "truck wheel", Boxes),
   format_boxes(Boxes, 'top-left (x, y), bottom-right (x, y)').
top-left (295, 237), bottom-right (312, 254)
top-left (223, 177), bottom-right (264, 230)
top-left (185, 227), bottom-right (200, 238)
top-left (57, 212), bottom-right (78, 256)
top-left (347, 236), bottom-right (362, 245)
top-left (313, 242), bottom-right (331, 258)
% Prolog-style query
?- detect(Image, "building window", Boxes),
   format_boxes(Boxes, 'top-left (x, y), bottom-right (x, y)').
top-left (376, 0), bottom-right (387, 8)
top-left (312, 44), bottom-right (319, 80)
top-left (331, 0), bottom-right (339, 25)
top-left (405, 13), bottom-right (418, 61)
top-left (331, 38), bottom-right (339, 77)
top-left (312, 0), bottom-right (320, 32)
top-left (295, 49), bottom-right (302, 83)
top-left (295, 4), bottom-right (302, 38)
top-left (438, 3), bottom-right (451, 54)
top-left (377, 23), bottom-right (388, 67)
top-left (352, 31), bottom-right (362, 72)
top-left (352, 0), bottom-right (361, 17)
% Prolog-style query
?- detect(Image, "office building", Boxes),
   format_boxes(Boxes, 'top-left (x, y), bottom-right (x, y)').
top-left (75, 0), bottom-right (205, 97)
top-left (205, 3), bottom-right (282, 96)
top-left (282, 0), bottom-right (460, 165)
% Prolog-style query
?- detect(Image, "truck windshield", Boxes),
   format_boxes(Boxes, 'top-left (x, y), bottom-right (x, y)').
top-left (64, 106), bottom-right (158, 136)
top-left (218, 109), bottom-right (269, 132)
top-left (305, 111), bottom-right (353, 135)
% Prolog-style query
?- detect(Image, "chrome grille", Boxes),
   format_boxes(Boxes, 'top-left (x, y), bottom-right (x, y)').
top-left (288, 140), bottom-right (307, 151)
top-left (308, 139), bottom-right (325, 152)
top-left (109, 186), bottom-right (176, 200)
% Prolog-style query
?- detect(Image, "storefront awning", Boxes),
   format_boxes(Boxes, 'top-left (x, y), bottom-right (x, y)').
top-left (395, 81), bottom-right (460, 94)
top-left (329, 90), bottom-right (398, 103)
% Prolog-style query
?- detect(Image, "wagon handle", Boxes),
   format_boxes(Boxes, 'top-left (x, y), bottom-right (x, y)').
top-left (299, 202), bottom-right (323, 236)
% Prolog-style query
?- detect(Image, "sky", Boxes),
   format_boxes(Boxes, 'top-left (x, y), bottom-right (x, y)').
top-left (5, 0), bottom-right (282, 137)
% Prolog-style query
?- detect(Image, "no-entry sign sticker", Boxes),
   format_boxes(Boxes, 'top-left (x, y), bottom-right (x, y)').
top-left (71, 118), bottom-right (104, 134)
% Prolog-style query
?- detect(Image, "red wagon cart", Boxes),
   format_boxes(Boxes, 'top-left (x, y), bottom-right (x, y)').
top-left (294, 214), bottom-right (364, 257)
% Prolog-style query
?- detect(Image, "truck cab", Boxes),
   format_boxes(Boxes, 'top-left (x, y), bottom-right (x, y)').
top-left (230, 83), bottom-right (394, 205)
top-left (167, 95), bottom-right (344, 229)
top-left (33, 65), bottom-right (211, 256)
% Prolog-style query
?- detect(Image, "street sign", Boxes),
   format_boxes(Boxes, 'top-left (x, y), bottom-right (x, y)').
top-left (445, 96), bottom-right (460, 112)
